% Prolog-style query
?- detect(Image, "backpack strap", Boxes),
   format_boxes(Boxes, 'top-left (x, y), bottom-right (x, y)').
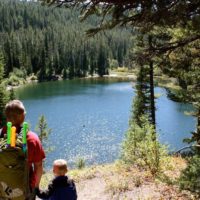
top-left (0, 127), bottom-right (6, 138)
top-left (0, 128), bottom-right (2, 138)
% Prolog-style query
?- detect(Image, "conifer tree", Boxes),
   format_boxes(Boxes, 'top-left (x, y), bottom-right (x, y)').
top-left (9, 88), bottom-right (16, 101)
top-left (0, 54), bottom-right (8, 127)
top-left (62, 67), bottom-right (67, 80)
top-left (0, 0), bottom-right (131, 81)
top-left (131, 66), bottom-right (150, 127)
top-left (36, 115), bottom-right (51, 150)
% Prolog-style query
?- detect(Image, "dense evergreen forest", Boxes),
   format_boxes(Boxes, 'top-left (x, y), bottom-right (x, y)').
top-left (0, 0), bottom-right (132, 81)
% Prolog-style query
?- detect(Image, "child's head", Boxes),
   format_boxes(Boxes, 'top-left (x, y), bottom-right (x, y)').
top-left (5, 100), bottom-right (26, 127)
top-left (53, 159), bottom-right (68, 176)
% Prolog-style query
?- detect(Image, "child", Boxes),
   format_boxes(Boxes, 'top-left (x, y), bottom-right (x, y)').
top-left (35, 159), bottom-right (77, 200)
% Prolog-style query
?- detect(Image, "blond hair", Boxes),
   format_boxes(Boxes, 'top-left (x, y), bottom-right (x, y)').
top-left (53, 159), bottom-right (68, 174)
top-left (5, 100), bottom-right (26, 125)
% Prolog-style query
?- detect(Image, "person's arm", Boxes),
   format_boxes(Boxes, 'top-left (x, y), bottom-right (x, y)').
top-left (34, 161), bottom-right (43, 188)
top-left (72, 181), bottom-right (78, 200)
top-left (35, 181), bottom-right (54, 199)
top-left (27, 132), bottom-right (46, 189)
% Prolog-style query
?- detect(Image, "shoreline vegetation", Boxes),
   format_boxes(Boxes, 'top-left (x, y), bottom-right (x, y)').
top-left (6, 67), bottom-right (181, 92)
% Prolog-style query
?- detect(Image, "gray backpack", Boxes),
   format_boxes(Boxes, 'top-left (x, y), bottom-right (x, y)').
top-left (0, 124), bottom-right (31, 200)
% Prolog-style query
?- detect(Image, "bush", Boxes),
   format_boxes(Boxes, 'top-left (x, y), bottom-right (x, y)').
top-left (7, 68), bottom-right (27, 86)
top-left (76, 157), bottom-right (86, 169)
top-left (7, 74), bottom-right (21, 86)
top-left (121, 117), bottom-right (168, 175)
top-left (109, 59), bottom-right (119, 69)
top-left (179, 155), bottom-right (200, 194)
top-left (11, 68), bottom-right (26, 79)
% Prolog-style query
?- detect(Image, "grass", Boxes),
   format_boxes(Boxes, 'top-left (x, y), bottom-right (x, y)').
top-left (110, 69), bottom-right (181, 91)
top-left (40, 157), bottom-right (177, 187)
top-left (105, 178), bottom-right (129, 195)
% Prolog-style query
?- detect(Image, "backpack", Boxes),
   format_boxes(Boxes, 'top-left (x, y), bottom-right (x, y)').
top-left (0, 122), bottom-right (30, 200)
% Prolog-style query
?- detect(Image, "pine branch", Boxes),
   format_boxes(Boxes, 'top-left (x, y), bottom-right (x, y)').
top-left (149, 35), bottom-right (200, 54)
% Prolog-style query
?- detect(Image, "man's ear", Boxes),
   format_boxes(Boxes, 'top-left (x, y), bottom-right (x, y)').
top-left (22, 113), bottom-right (25, 122)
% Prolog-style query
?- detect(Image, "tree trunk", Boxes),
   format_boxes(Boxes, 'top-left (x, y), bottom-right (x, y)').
top-left (149, 60), bottom-right (156, 126)
top-left (197, 108), bottom-right (200, 145)
top-left (148, 35), bottom-right (156, 126)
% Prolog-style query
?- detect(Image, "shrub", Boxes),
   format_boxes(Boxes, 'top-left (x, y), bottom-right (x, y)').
top-left (109, 59), bottom-right (119, 69)
top-left (12, 68), bottom-right (26, 79)
top-left (7, 68), bottom-right (27, 86)
top-left (7, 74), bottom-right (21, 86)
top-left (76, 157), bottom-right (86, 169)
top-left (121, 116), bottom-right (168, 175)
top-left (179, 155), bottom-right (200, 194)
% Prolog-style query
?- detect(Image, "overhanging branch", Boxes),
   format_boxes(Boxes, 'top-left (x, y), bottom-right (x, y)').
top-left (150, 35), bottom-right (200, 54)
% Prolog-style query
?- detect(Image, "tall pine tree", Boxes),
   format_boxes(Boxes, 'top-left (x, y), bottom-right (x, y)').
top-left (0, 53), bottom-right (8, 127)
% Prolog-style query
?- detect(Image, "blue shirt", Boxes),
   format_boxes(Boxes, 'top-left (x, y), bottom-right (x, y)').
top-left (36, 176), bottom-right (77, 200)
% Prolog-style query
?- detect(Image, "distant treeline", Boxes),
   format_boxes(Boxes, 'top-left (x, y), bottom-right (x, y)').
top-left (0, 0), bottom-right (132, 81)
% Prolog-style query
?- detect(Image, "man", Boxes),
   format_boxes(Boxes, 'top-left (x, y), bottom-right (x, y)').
top-left (1, 100), bottom-right (45, 194)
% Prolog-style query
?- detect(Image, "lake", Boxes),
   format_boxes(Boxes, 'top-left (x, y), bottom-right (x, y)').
top-left (16, 78), bottom-right (196, 169)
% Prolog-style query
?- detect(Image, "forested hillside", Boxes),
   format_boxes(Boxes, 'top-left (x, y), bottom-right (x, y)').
top-left (0, 0), bottom-right (132, 81)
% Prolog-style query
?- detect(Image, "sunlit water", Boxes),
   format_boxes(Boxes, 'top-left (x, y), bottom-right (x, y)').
top-left (16, 78), bottom-right (196, 169)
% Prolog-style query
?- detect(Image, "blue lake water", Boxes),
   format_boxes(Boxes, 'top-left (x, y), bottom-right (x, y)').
top-left (16, 78), bottom-right (196, 169)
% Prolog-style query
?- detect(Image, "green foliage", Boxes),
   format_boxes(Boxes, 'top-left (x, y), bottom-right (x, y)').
top-left (35, 115), bottom-right (52, 154)
top-left (12, 68), bottom-right (27, 79)
top-left (5, 68), bottom-right (27, 86)
top-left (7, 74), bottom-right (21, 86)
top-left (9, 88), bottom-right (16, 101)
top-left (0, 0), bottom-right (132, 81)
top-left (128, 33), bottom-right (157, 126)
top-left (166, 88), bottom-right (188, 103)
top-left (109, 59), bottom-right (119, 69)
top-left (0, 84), bottom-right (8, 128)
top-left (62, 67), bottom-right (67, 80)
top-left (121, 116), bottom-right (167, 175)
top-left (162, 35), bottom-right (200, 151)
top-left (36, 68), bottom-right (46, 82)
top-left (0, 53), bottom-right (8, 127)
top-left (131, 66), bottom-right (151, 126)
top-left (76, 157), bottom-right (86, 170)
top-left (179, 155), bottom-right (200, 195)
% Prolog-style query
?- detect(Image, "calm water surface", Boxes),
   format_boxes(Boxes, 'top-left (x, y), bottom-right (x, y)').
top-left (16, 78), bottom-right (196, 168)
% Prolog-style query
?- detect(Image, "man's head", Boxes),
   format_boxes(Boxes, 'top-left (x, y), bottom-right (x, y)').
top-left (53, 159), bottom-right (68, 176)
top-left (5, 100), bottom-right (26, 127)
